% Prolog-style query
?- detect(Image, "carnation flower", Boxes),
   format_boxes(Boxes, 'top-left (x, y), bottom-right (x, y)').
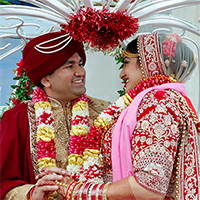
top-left (62, 8), bottom-right (138, 51)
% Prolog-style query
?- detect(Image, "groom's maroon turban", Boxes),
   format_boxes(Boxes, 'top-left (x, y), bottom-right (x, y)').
top-left (23, 31), bottom-right (86, 86)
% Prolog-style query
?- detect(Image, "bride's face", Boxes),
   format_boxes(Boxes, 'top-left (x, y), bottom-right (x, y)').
top-left (120, 56), bottom-right (143, 93)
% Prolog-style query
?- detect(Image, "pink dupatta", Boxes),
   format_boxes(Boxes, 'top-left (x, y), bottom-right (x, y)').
top-left (111, 82), bottom-right (187, 182)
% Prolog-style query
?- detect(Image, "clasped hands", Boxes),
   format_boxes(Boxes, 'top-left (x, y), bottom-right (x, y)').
top-left (33, 166), bottom-right (73, 200)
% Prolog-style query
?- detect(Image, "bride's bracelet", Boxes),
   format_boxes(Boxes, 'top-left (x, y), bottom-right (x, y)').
top-left (71, 182), bottom-right (83, 200)
top-left (56, 180), bottom-right (111, 200)
top-left (66, 181), bottom-right (78, 200)
top-left (56, 180), bottom-right (77, 200)
top-left (71, 182), bottom-right (112, 200)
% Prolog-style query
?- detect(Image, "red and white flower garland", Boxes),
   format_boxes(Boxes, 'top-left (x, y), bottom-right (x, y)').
top-left (33, 87), bottom-right (91, 172)
top-left (67, 95), bottom-right (90, 181)
top-left (33, 87), bottom-right (56, 170)
top-left (33, 75), bottom-right (178, 183)
top-left (78, 75), bottom-right (178, 183)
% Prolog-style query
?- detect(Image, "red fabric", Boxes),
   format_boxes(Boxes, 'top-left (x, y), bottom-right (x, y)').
top-left (0, 103), bottom-right (36, 199)
top-left (103, 89), bottom-right (200, 199)
top-left (139, 33), bottom-right (164, 77)
top-left (23, 31), bottom-right (86, 86)
top-left (183, 95), bottom-right (198, 119)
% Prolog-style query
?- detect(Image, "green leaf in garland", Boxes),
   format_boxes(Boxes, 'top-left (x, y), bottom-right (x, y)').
top-left (119, 63), bottom-right (124, 70)
top-left (117, 89), bottom-right (125, 96)
top-left (115, 47), bottom-right (126, 96)
top-left (0, 107), bottom-right (8, 121)
top-left (11, 85), bottom-right (18, 89)
top-left (13, 76), bottom-right (20, 80)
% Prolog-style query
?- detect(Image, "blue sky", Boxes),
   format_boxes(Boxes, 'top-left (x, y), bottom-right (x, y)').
top-left (0, 0), bottom-right (35, 6)
top-left (0, 38), bottom-right (22, 107)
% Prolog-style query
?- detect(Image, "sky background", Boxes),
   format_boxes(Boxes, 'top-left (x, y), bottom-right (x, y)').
top-left (0, 38), bottom-right (22, 107)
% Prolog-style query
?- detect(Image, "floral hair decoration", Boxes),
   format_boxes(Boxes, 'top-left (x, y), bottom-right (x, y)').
top-left (162, 33), bottom-right (182, 60)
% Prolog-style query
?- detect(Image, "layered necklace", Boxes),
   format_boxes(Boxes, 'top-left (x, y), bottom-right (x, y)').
top-left (33, 75), bottom-right (177, 181)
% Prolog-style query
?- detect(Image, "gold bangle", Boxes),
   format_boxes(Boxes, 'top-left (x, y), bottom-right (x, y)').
top-left (103, 182), bottom-right (112, 200)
